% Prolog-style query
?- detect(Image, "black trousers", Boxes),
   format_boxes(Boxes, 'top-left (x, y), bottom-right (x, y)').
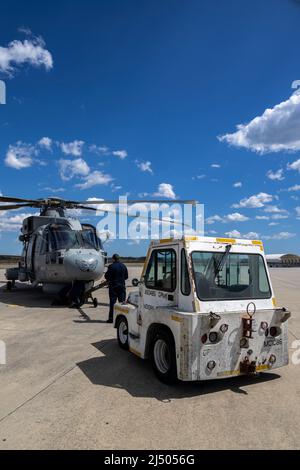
top-left (109, 285), bottom-right (126, 320)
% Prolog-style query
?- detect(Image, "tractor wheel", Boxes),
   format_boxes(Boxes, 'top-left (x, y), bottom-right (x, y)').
top-left (117, 316), bottom-right (129, 350)
top-left (151, 330), bottom-right (177, 385)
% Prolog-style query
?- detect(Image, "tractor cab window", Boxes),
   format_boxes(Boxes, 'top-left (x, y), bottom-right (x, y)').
top-left (191, 251), bottom-right (271, 301)
top-left (145, 249), bottom-right (176, 292)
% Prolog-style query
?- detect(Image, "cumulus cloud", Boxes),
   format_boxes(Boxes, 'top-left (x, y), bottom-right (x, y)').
top-left (58, 158), bottom-right (90, 181)
top-left (286, 184), bottom-right (300, 192)
top-left (89, 145), bottom-right (110, 156)
top-left (61, 140), bottom-right (84, 157)
top-left (211, 163), bottom-right (221, 168)
top-left (136, 160), bottom-right (153, 174)
top-left (153, 183), bottom-right (176, 199)
top-left (112, 150), bottom-right (127, 159)
top-left (225, 230), bottom-right (259, 239)
top-left (0, 36), bottom-right (53, 75)
top-left (232, 192), bottom-right (273, 209)
top-left (263, 232), bottom-right (296, 240)
top-left (38, 137), bottom-right (52, 150)
top-left (206, 212), bottom-right (249, 224)
top-left (233, 182), bottom-right (242, 188)
top-left (287, 158), bottom-right (300, 173)
top-left (4, 142), bottom-right (36, 169)
top-left (266, 169), bottom-right (284, 181)
top-left (263, 205), bottom-right (287, 214)
top-left (75, 171), bottom-right (113, 189)
top-left (219, 93), bottom-right (300, 153)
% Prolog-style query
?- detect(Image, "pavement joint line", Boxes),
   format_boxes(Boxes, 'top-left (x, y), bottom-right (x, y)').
top-left (0, 363), bottom-right (80, 426)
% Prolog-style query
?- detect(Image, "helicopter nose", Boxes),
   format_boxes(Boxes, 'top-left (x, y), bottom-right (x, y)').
top-left (65, 253), bottom-right (102, 280)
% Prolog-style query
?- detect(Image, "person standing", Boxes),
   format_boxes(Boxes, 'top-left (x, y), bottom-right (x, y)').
top-left (105, 253), bottom-right (128, 323)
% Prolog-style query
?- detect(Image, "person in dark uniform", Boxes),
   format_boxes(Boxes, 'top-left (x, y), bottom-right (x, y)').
top-left (105, 253), bottom-right (128, 323)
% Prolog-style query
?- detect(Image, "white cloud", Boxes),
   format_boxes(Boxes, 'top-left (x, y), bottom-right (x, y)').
top-left (232, 192), bottom-right (273, 209)
top-left (206, 212), bottom-right (249, 224)
top-left (58, 158), bottom-right (90, 181)
top-left (4, 142), bottom-right (36, 169)
top-left (233, 182), bottom-right (242, 188)
top-left (0, 36), bottom-right (53, 75)
top-left (112, 150), bottom-right (127, 159)
top-left (0, 212), bottom-right (36, 232)
top-left (211, 163), bottom-right (221, 168)
top-left (225, 230), bottom-right (241, 238)
top-left (219, 93), bottom-right (300, 153)
top-left (269, 222), bottom-right (279, 226)
top-left (192, 174), bottom-right (206, 180)
top-left (287, 158), bottom-right (300, 173)
top-left (256, 215), bottom-right (269, 220)
top-left (38, 137), bottom-right (52, 150)
top-left (225, 212), bottom-right (249, 222)
top-left (263, 205), bottom-right (287, 214)
top-left (89, 144), bottom-right (110, 156)
top-left (153, 183), bottom-right (176, 199)
top-left (61, 140), bottom-right (84, 157)
top-left (287, 184), bottom-right (300, 192)
top-left (270, 214), bottom-right (288, 220)
top-left (136, 160), bottom-right (153, 174)
top-left (75, 171), bottom-right (113, 189)
top-left (263, 232), bottom-right (296, 240)
top-left (225, 230), bottom-right (259, 239)
top-left (266, 169), bottom-right (284, 181)
top-left (205, 215), bottom-right (223, 225)
top-left (295, 207), bottom-right (300, 218)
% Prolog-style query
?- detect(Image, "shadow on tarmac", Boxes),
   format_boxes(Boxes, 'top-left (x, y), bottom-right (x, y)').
top-left (77, 339), bottom-right (281, 400)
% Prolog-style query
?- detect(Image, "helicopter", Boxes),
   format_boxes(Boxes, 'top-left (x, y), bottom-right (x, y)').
top-left (0, 195), bottom-right (195, 302)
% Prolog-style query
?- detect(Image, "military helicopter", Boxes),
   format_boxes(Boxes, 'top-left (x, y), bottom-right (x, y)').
top-left (0, 195), bottom-right (195, 303)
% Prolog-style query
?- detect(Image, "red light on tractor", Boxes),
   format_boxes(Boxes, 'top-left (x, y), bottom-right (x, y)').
top-left (201, 334), bottom-right (208, 344)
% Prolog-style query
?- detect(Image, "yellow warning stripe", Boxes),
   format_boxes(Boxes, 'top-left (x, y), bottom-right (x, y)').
top-left (217, 364), bottom-right (271, 377)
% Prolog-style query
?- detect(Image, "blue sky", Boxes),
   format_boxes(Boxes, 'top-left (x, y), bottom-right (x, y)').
top-left (0, 0), bottom-right (300, 256)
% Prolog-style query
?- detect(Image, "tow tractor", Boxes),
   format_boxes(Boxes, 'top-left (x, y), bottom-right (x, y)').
top-left (113, 236), bottom-right (291, 384)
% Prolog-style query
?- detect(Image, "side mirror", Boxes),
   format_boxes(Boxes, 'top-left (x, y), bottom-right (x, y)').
top-left (132, 278), bottom-right (140, 287)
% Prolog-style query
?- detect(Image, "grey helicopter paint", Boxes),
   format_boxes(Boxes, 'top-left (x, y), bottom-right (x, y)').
top-left (5, 203), bottom-right (105, 294)
top-left (1, 195), bottom-right (196, 295)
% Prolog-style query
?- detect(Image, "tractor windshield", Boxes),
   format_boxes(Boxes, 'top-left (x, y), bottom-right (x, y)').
top-left (191, 251), bottom-right (271, 301)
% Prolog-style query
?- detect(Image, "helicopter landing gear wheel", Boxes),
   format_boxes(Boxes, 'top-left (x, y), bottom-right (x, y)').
top-left (92, 297), bottom-right (98, 308)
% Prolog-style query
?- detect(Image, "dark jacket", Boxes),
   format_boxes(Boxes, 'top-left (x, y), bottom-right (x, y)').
top-left (105, 261), bottom-right (128, 288)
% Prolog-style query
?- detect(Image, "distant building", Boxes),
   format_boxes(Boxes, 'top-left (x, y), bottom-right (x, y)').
top-left (266, 253), bottom-right (300, 267)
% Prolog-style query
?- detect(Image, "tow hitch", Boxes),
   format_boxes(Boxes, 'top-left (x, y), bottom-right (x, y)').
top-left (240, 357), bottom-right (256, 375)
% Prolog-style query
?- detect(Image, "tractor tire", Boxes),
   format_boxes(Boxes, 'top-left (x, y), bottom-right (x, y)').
top-left (117, 316), bottom-right (129, 350)
top-left (151, 330), bottom-right (178, 385)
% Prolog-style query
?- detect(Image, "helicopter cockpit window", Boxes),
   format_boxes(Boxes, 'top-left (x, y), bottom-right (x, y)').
top-left (50, 225), bottom-right (80, 251)
top-left (81, 228), bottom-right (101, 250)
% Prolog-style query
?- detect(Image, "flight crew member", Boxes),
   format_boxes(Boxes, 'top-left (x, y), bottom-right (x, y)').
top-left (105, 254), bottom-right (128, 323)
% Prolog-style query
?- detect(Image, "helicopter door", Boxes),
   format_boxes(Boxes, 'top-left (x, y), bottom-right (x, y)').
top-left (26, 235), bottom-right (37, 277)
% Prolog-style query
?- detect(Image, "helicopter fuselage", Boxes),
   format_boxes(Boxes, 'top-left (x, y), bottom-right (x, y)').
top-left (5, 211), bottom-right (106, 294)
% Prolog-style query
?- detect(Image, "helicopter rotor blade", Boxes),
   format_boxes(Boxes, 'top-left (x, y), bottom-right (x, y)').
top-left (75, 199), bottom-right (197, 205)
top-left (0, 196), bottom-right (38, 204)
top-left (90, 206), bottom-right (193, 228)
top-left (0, 203), bottom-right (35, 211)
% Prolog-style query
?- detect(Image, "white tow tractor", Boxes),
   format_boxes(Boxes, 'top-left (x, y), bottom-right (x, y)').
top-left (113, 236), bottom-right (291, 384)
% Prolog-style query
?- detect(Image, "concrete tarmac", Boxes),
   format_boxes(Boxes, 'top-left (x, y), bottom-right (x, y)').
top-left (0, 267), bottom-right (299, 449)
